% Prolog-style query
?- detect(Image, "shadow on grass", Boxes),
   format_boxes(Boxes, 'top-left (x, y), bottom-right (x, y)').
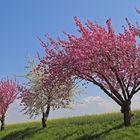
top-left (76, 123), bottom-right (124, 140)
top-left (1, 127), bottom-right (42, 140)
top-left (61, 131), bottom-right (77, 140)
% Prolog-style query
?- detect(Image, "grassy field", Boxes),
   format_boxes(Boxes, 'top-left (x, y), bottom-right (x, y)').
top-left (1, 110), bottom-right (140, 140)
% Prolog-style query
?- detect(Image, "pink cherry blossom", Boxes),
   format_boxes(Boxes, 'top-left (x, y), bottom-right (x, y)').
top-left (38, 16), bottom-right (140, 126)
top-left (0, 78), bottom-right (19, 130)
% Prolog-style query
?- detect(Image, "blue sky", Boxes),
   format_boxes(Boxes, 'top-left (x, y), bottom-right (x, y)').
top-left (1, 0), bottom-right (140, 123)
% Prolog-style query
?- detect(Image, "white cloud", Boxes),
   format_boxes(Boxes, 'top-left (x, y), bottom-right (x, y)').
top-left (81, 96), bottom-right (110, 108)
top-left (5, 93), bottom-right (140, 124)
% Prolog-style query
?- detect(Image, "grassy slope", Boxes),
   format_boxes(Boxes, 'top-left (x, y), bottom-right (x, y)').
top-left (1, 110), bottom-right (140, 140)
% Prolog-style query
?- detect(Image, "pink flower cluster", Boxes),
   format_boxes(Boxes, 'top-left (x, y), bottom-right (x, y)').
top-left (0, 79), bottom-right (18, 117)
top-left (38, 16), bottom-right (140, 106)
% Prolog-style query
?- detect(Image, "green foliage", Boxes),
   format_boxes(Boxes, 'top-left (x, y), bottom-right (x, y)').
top-left (1, 110), bottom-right (140, 140)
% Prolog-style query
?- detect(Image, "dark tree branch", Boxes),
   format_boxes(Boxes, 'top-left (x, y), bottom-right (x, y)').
top-left (94, 71), bottom-right (124, 102)
top-left (134, 86), bottom-right (140, 94)
top-left (122, 80), bottom-right (130, 100)
top-left (126, 73), bottom-right (132, 92)
top-left (130, 81), bottom-right (140, 99)
top-left (86, 75), bottom-right (123, 106)
top-left (74, 69), bottom-right (123, 106)
top-left (113, 69), bottom-right (127, 101)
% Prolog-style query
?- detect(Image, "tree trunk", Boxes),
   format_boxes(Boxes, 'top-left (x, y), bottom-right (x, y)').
top-left (121, 101), bottom-right (132, 127)
top-left (42, 112), bottom-right (47, 128)
top-left (1, 115), bottom-right (5, 131)
top-left (41, 104), bottom-right (50, 128)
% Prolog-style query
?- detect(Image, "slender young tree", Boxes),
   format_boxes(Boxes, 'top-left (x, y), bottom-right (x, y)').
top-left (0, 79), bottom-right (19, 130)
top-left (38, 17), bottom-right (140, 126)
top-left (19, 59), bottom-right (76, 128)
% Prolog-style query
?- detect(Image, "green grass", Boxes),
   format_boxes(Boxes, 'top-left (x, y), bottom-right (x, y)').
top-left (1, 110), bottom-right (140, 140)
